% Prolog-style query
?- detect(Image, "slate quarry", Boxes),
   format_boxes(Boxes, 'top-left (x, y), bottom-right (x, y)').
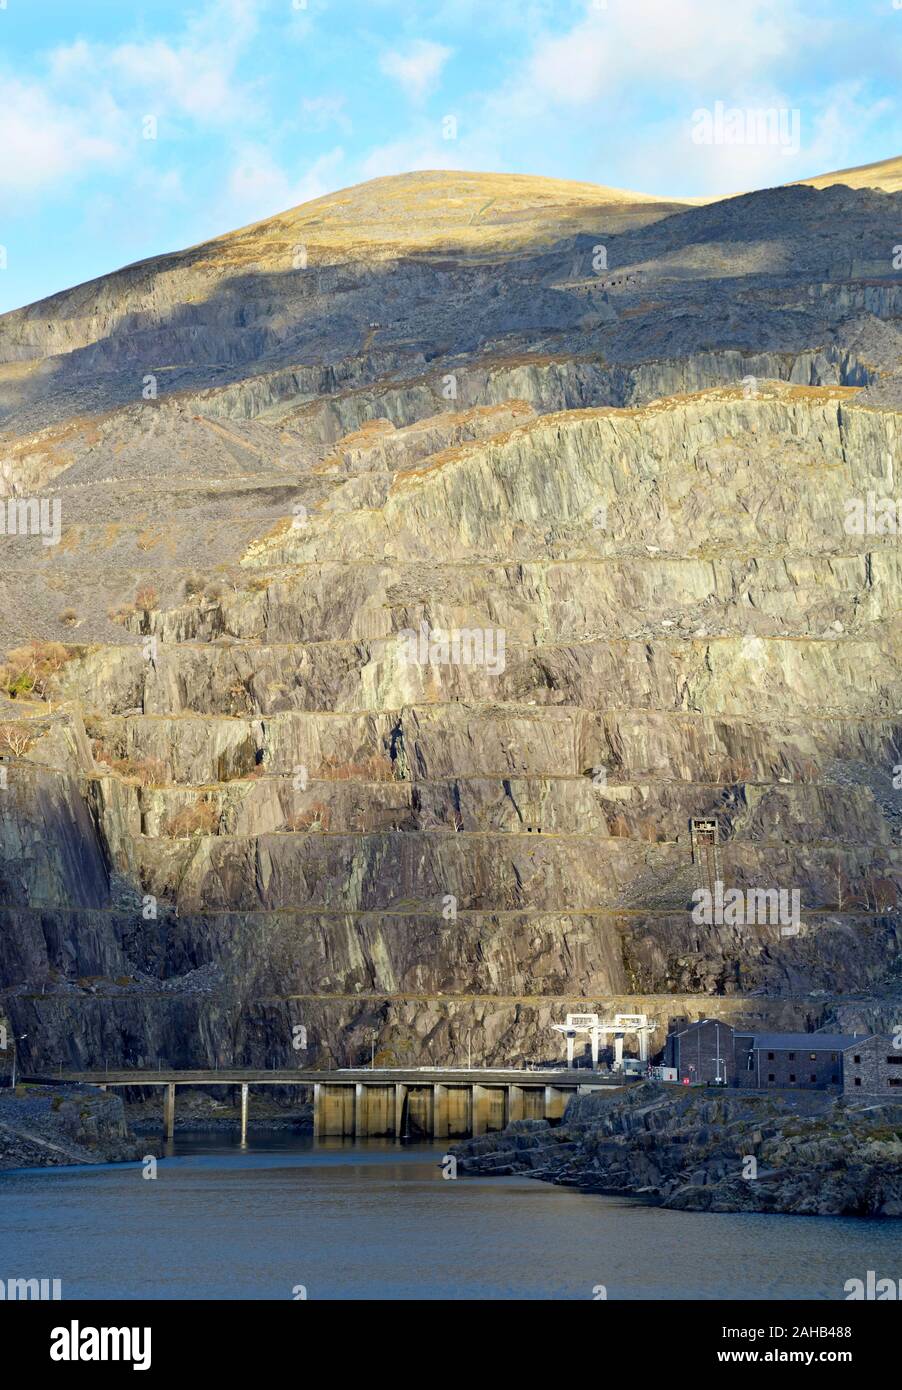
top-left (0, 168), bottom-right (900, 1075)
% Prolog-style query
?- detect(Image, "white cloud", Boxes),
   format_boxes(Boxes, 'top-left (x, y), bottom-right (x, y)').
top-left (525, 0), bottom-right (791, 106)
top-left (301, 95), bottom-right (352, 134)
top-left (423, 0), bottom-right (893, 198)
top-left (380, 40), bottom-right (452, 103)
top-left (617, 81), bottom-right (895, 198)
top-left (225, 144), bottom-right (346, 222)
top-left (798, 82), bottom-right (894, 176)
top-left (108, 39), bottom-right (245, 124)
top-left (0, 76), bottom-right (122, 197)
top-left (360, 135), bottom-right (469, 181)
top-left (46, 0), bottom-right (265, 127)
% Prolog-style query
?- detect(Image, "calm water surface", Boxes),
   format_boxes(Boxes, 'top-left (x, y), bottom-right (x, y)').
top-left (2, 1132), bottom-right (900, 1300)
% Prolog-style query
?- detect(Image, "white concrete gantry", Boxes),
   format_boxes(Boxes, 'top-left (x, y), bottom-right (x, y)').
top-left (551, 1012), bottom-right (657, 1071)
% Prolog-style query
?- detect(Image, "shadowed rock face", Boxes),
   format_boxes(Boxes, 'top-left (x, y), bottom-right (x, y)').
top-left (0, 168), bottom-right (900, 1075)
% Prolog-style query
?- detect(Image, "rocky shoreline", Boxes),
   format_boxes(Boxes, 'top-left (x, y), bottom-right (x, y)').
top-left (0, 1085), bottom-right (153, 1171)
top-left (0, 1084), bottom-right (314, 1168)
top-left (449, 1083), bottom-right (902, 1218)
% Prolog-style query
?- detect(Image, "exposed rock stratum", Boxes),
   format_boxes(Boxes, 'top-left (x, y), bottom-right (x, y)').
top-left (0, 165), bottom-right (900, 1074)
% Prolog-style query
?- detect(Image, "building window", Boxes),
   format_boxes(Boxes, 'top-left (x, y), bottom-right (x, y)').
top-left (810, 1074), bottom-right (817, 1083)
top-left (886, 1057), bottom-right (902, 1065)
top-left (788, 1052), bottom-right (795, 1061)
top-left (891, 1079), bottom-right (902, 1087)
top-left (789, 1074), bottom-right (796, 1082)
top-left (767, 1052), bottom-right (774, 1060)
top-left (854, 1077), bottom-right (862, 1087)
top-left (831, 1075), bottom-right (838, 1083)
top-left (768, 1073), bottom-right (775, 1082)
top-left (853, 1055), bottom-right (861, 1064)
top-left (830, 1053), bottom-right (837, 1061)
top-left (809, 1053), bottom-right (817, 1061)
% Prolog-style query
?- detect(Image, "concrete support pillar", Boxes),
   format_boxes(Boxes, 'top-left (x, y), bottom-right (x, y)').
top-left (590, 1028), bottom-right (600, 1070)
top-left (471, 1084), bottom-right (490, 1136)
top-left (394, 1083), bottom-right (406, 1140)
top-left (544, 1085), bottom-right (569, 1123)
top-left (163, 1083), bottom-right (176, 1140)
top-left (638, 1029), bottom-right (649, 1063)
top-left (433, 1084), bottom-right (449, 1139)
top-left (508, 1085), bottom-right (525, 1124)
top-left (355, 1083), bottom-right (366, 1138)
top-left (313, 1082), bottom-right (322, 1139)
top-left (445, 1087), bottom-right (469, 1137)
top-left (614, 1034), bottom-right (624, 1070)
top-left (566, 1034), bottom-right (575, 1069)
top-left (240, 1083), bottom-right (249, 1146)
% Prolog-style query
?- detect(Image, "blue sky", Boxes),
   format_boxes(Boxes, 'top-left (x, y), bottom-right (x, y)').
top-left (0, 0), bottom-right (899, 311)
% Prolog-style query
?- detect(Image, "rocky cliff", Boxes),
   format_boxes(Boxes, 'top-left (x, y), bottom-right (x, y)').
top-left (0, 167), bottom-right (900, 1075)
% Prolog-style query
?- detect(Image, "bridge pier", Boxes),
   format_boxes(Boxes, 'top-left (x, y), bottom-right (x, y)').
top-left (316, 1084), bottom-right (356, 1136)
top-left (240, 1083), bottom-right (249, 1146)
top-left (403, 1086), bottom-right (431, 1136)
top-left (363, 1084), bottom-right (396, 1136)
top-left (163, 1083), bottom-right (176, 1140)
top-left (433, 1083), bottom-right (449, 1139)
top-left (471, 1084), bottom-right (488, 1136)
top-left (394, 1083), bottom-right (405, 1139)
top-left (544, 1085), bottom-right (569, 1123)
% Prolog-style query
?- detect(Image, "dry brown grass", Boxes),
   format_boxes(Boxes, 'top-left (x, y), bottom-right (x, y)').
top-left (191, 170), bottom-right (696, 274)
top-left (135, 585), bottom-right (158, 613)
top-left (92, 742), bottom-right (168, 786)
top-left (164, 800), bottom-right (219, 837)
top-left (283, 802), bottom-right (331, 832)
top-left (0, 641), bottom-right (70, 700)
top-left (794, 154), bottom-right (902, 194)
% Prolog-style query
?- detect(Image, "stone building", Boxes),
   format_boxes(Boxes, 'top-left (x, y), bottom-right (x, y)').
top-left (664, 1019), bottom-right (736, 1084)
top-left (664, 1021), bottom-right (861, 1090)
top-left (843, 1035), bottom-right (902, 1097)
top-left (740, 1033), bottom-right (853, 1090)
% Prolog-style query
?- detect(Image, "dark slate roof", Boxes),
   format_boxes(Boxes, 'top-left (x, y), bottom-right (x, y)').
top-left (671, 1019), bottom-right (732, 1035)
top-left (752, 1033), bottom-right (860, 1050)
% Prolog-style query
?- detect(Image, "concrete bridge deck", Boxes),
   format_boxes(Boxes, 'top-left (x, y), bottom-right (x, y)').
top-left (25, 1068), bottom-right (626, 1142)
top-left (32, 1067), bottom-right (610, 1086)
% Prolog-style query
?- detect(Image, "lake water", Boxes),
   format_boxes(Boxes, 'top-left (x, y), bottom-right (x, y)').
top-left (2, 1132), bottom-right (900, 1300)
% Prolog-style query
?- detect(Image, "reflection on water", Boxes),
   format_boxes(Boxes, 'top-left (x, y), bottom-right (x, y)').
top-left (2, 1131), bottom-right (900, 1300)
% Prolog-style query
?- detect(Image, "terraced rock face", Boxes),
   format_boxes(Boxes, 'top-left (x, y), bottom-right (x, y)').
top-left (0, 168), bottom-right (900, 1074)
